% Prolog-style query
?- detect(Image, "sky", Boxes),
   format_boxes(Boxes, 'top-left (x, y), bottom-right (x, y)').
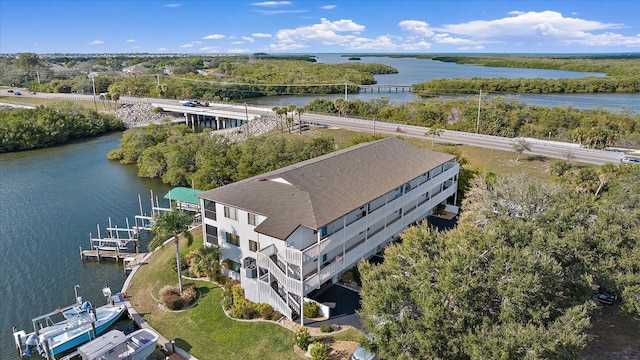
top-left (1, 0), bottom-right (639, 54)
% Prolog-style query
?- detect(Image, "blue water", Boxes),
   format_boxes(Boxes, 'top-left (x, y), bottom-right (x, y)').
top-left (0, 133), bottom-right (170, 356)
top-left (246, 55), bottom-right (639, 114)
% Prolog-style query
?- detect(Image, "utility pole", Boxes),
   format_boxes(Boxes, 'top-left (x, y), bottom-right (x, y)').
top-left (344, 83), bottom-right (348, 101)
top-left (476, 89), bottom-right (482, 134)
top-left (89, 72), bottom-right (98, 112)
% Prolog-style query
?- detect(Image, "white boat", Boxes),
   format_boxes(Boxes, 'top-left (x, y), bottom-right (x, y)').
top-left (13, 286), bottom-right (127, 359)
top-left (77, 328), bottom-right (159, 360)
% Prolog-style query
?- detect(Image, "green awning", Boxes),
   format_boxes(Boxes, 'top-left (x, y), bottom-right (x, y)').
top-left (164, 187), bottom-right (204, 205)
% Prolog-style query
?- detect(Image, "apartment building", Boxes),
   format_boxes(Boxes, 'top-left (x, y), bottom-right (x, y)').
top-left (196, 137), bottom-right (460, 323)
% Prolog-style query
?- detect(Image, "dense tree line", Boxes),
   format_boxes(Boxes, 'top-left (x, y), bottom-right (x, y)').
top-left (359, 167), bottom-right (640, 359)
top-left (413, 76), bottom-right (640, 95)
top-left (411, 54), bottom-right (640, 95)
top-left (0, 102), bottom-right (125, 152)
top-left (106, 124), bottom-right (336, 189)
top-left (303, 96), bottom-right (640, 148)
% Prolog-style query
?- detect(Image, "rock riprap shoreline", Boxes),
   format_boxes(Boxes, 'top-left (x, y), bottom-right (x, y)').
top-left (116, 103), bottom-right (279, 142)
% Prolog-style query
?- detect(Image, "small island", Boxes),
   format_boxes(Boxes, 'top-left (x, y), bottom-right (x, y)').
top-left (348, 57), bottom-right (361, 61)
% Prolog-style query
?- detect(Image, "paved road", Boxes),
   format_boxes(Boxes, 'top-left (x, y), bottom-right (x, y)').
top-left (2, 89), bottom-right (626, 165)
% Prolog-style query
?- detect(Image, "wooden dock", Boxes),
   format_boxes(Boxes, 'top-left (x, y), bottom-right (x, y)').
top-left (80, 246), bottom-right (147, 263)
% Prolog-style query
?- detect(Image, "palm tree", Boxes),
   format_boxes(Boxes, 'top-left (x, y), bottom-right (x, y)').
top-left (272, 106), bottom-right (283, 132)
top-left (513, 138), bottom-right (531, 162)
top-left (190, 246), bottom-right (221, 279)
top-left (295, 106), bottom-right (306, 134)
top-left (103, 93), bottom-right (112, 111)
top-left (286, 104), bottom-right (296, 134)
top-left (150, 209), bottom-right (194, 294)
top-left (595, 162), bottom-right (617, 196)
top-left (111, 92), bottom-right (120, 111)
top-left (99, 94), bottom-right (106, 111)
top-left (426, 127), bottom-right (443, 147)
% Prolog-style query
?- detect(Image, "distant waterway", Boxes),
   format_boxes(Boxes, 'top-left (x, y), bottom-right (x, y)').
top-left (245, 55), bottom-right (639, 113)
top-left (0, 133), bottom-right (170, 356)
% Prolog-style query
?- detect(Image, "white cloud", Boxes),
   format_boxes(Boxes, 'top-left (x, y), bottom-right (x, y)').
top-left (157, 47), bottom-right (167, 51)
top-left (321, 5), bottom-right (336, 10)
top-left (199, 46), bottom-right (219, 52)
top-left (132, 45), bottom-right (140, 49)
top-left (274, 18), bottom-right (364, 48)
top-left (90, 40), bottom-right (104, 45)
top-left (180, 43), bottom-right (194, 48)
top-left (384, 10), bottom-right (640, 49)
top-left (439, 11), bottom-right (623, 40)
top-left (252, 1), bottom-right (291, 6)
top-left (126, 39), bottom-right (135, 43)
top-left (432, 33), bottom-right (477, 45)
top-left (252, 33), bottom-right (272, 38)
top-left (399, 20), bottom-right (434, 37)
top-left (227, 48), bottom-right (251, 53)
top-left (242, 36), bottom-right (255, 43)
top-left (163, 3), bottom-right (182, 8)
top-left (203, 34), bottom-right (225, 40)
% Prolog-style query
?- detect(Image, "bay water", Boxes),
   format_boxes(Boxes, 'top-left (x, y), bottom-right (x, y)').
top-left (0, 133), bottom-right (170, 356)
top-left (247, 55), bottom-right (640, 113)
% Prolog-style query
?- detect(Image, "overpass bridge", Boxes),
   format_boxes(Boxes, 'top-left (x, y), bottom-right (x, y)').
top-left (153, 103), bottom-right (274, 130)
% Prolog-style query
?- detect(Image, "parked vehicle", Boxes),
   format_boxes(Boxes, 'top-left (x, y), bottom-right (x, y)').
top-left (351, 345), bottom-right (376, 360)
top-left (7, 89), bottom-right (14, 93)
top-left (621, 155), bottom-right (640, 164)
top-left (14, 91), bottom-right (22, 95)
top-left (593, 292), bottom-right (616, 305)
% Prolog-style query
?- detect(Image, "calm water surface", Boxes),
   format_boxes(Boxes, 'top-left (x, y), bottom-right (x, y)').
top-left (247, 55), bottom-right (639, 113)
top-left (0, 133), bottom-right (170, 356)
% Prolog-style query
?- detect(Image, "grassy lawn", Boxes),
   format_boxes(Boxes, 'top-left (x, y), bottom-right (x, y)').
top-left (126, 226), bottom-right (361, 359)
top-left (0, 95), bottom-right (113, 112)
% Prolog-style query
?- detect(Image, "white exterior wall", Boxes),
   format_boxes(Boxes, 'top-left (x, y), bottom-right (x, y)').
top-left (200, 161), bottom-right (460, 321)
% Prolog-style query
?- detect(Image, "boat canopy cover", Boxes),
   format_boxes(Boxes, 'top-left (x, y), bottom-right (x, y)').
top-left (164, 187), bottom-right (203, 205)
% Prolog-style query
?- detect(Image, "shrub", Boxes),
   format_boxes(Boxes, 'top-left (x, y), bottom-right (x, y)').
top-left (320, 324), bottom-right (332, 333)
top-left (303, 301), bottom-right (320, 318)
top-left (181, 284), bottom-right (197, 307)
top-left (160, 284), bottom-right (198, 310)
top-left (259, 304), bottom-right (275, 320)
top-left (240, 305), bottom-right (257, 319)
top-left (167, 254), bottom-right (188, 273)
top-left (152, 106), bottom-right (164, 113)
top-left (270, 310), bottom-right (283, 321)
top-left (222, 286), bottom-right (234, 310)
top-left (293, 327), bottom-right (311, 351)
top-left (160, 286), bottom-right (183, 310)
top-left (308, 342), bottom-right (329, 360)
top-left (213, 273), bottom-right (228, 285)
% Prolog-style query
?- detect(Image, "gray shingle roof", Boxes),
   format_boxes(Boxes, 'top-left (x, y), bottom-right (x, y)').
top-left (197, 137), bottom-right (455, 240)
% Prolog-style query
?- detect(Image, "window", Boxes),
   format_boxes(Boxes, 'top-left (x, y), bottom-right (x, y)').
top-left (224, 206), bottom-right (237, 220)
top-left (227, 233), bottom-right (240, 246)
top-left (248, 213), bottom-right (257, 226)
top-left (205, 225), bottom-right (218, 246)
top-left (249, 240), bottom-right (258, 252)
top-left (204, 201), bottom-right (217, 221)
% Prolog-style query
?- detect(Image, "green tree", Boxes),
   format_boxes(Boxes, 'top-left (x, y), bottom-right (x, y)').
top-left (425, 127), bottom-right (443, 147)
top-left (150, 209), bottom-right (194, 294)
top-left (295, 106), bottom-right (306, 134)
top-left (512, 138), bottom-right (531, 162)
top-left (188, 246), bottom-right (221, 279)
